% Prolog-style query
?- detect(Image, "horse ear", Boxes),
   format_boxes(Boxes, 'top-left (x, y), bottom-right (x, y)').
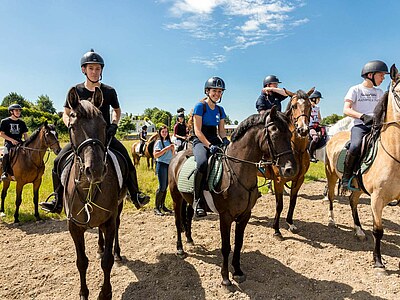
top-left (285, 88), bottom-right (294, 97)
top-left (270, 105), bottom-right (277, 118)
top-left (92, 87), bottom-right (104, 108)
top-left (307, 87), bottom-right (315, 96)
top-left (390, 64), bottom-right (398, 81)
top-left (43, 120), bottom-right (48, 127)
top-left (67, 87), bottom-right (80, 109)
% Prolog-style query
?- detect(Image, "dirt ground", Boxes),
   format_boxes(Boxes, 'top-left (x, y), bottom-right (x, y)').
top-left (1, 180), bottom-right (400, 300)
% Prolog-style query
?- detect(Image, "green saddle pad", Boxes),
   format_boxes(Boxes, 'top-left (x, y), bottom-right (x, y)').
top-left (177, 155), bottom-right (224, 194)
top-left (337, 148), bottom-right (347, 174)
top-left (336, 140), bottom-right (378, 174)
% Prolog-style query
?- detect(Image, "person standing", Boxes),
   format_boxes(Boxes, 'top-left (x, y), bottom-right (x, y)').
top-left (153, 125), bottom-right (175, 216)
top-left (341, 60), bottom-right (388, 191)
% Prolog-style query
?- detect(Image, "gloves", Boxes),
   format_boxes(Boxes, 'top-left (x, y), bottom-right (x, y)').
top-left (360, 114), bottom-right (373, 126)
top-left (210, 145), bottom-right (219, 154)
top-left (222, 137), bottom-right (230, 146)
top-left (107, 123), bottom-right (118, 138)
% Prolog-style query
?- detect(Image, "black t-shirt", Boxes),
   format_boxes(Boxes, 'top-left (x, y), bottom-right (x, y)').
top-left (0, 117), bottom-right (28, 146)
top-left (255, 92), bottom-right (287, 112)
top-left (64, 83), bottom-right (120, 126)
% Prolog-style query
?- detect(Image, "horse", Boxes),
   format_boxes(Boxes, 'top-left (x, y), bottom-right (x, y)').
top-left (325, 64), bottom-right (400, 273)
top-left (64, 86), bottom-right (127, 299)
top-left (130, 133), bottom-right (158, 168)
top-left (169, 106), bottom-right (297, 286)
top-left (268, 88), bottom-right (314, 240)
top-left (0, 122), bottom-right (61, 223)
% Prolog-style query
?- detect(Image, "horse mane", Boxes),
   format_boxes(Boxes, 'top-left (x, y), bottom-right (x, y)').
top-left (74, 100), bottom-right (102, 119)
top-left (23, 126), bottom-right (41, 146)
top-left (148, 133), bottom-right (159, 143)
top-left (285, 90), bottom-right (308, 112)
top-left (373, 91), bottom-right (388, 126)
top-left (231, 111), bottom-right (289, 142)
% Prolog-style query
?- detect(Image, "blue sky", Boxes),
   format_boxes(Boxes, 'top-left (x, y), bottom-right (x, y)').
top-left (0, 0), bottom-right (398, 123)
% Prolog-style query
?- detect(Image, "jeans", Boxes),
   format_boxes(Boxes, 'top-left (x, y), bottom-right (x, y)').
top-left (156, 161), bottom-right (169, 192)
top-left (349, 124), bottom-right (371, 155)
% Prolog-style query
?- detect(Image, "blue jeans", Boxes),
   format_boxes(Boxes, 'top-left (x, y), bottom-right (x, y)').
top-left (156, 161), bottom-right (169, 192)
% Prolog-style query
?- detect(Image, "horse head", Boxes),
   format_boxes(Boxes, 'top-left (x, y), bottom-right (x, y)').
top-left (67, 86), bottom-right (107, 184)
top-left (263, 106), bottom-right (297, 178)
top-left (285, 88), bottom-right (314, 137)
top-left (41, 120), bottom-right (61, 155)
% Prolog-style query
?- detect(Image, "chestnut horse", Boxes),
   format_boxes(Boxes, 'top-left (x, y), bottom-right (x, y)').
top-left (0, 122), bottom-right (61, 223)
top-left (169, 107), bottom-right (297, 286)
top-left (269, 88), bottom-right (314, 240)
top-left (325, 64), bottom-right (400, 273)
top-left (131, 133), bottom-right (158, 168)
top-left (64, 87), bottom-right (127, 299)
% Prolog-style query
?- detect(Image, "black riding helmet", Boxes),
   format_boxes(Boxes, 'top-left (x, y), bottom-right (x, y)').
top-left (361, 60), bottom-right (389, 86)
top-left (204, 76), bottom-right (225, 93)
top-left (81, 49), bottom-right (105, 68)
top-left (309, 90), bottom-right (323, 100)
top-left (8, 103), bottom-right (22, 112)
top-left (263, 75), bottom-right (281, 87)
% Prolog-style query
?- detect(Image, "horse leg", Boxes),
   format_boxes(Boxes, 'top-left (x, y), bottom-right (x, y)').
top-left (0, 181), bottom-right (10, 216)
top-left (98, 219), bottom-right (116, 300)
top-left (174, 196), bottom-right (186, 258)
top-left (272, 181), bottom-right (285, 241)
top-left (97, 228), bottom-right (105, 259)
top-left (114, 202), bottom-right (123, 262)
top-left (349, 191), bottom-right (366, 240)
top-left (232, 211), bottom-right (251, 283)
top-left (370, 197), bottom-right (386, 272)
top-left (185, 202), bottom-right (194, 245)
top-left (32, 178), bottom-right (42, 221)
top-left (13, 182), bottom-right (24, 223)
top-left (325, 162), bottom-right (338, 227)
top-left (69, 223), bottom-right (89, 300)
top-left (219, 213), bottom-right (233, 286)
top-left (286, 177), bottom-right (305, 234)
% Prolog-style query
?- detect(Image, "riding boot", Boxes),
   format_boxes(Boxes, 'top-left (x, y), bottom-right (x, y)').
top-left (126, 169), bottom-right (150, 209)
top-left (309, 140), bottom-right (318, 163)
top-left (1, 153), bottom-right (9, 180)
top-left (341, 152), bottom-right (358, 192)
top-left (160, 190), bottom-right (173, 214)
top-left (40, 170), bottom-right (63, 214)
top-left (193, 170), bottom-right (207, 217)
top-left (154, 189), bottom-right (164, 216)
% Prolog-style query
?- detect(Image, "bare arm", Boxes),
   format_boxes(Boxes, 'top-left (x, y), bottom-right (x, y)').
top-left (112, 107), bottom-right (121, 125)
top-left (0, 132), bottom-right (18, 145)
top-left (343, 100), bottom-right (363, 119)
top-left (218, 119), bottom-right (227, 139)
top-left (262, 87), bottom-right (288, 97)
top-left (153, 144), bottom-right (175, 159)
top-left (63, 107), bottom-right (71, 127)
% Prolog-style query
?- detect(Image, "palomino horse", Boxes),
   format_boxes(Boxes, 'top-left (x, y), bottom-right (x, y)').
top-left (269, 88), bottom-right (314, 240)
top-left (64, 87), bottom-right (127, 299)
top-left (325, 64), bottom-right (400, 272)
top-left (0, 122), bottom-right (61, 223)
top-left (169, 107), bottom-right (297, 286)
top-left (131, 133), bottom-right (158, 168)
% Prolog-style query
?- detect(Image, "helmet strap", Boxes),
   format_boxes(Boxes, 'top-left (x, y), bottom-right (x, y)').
top-left (206, 90), bottom-right (223, 104)
top-left (366, 73), bottom-right (377, 87)
top-left (84, 70), bottom-right (103, 84)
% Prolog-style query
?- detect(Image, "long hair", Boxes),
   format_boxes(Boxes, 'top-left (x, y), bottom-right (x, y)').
top-left (158, 125), bottom-right (171, 148)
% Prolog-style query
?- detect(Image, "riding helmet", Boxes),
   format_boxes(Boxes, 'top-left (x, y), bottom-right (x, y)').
top-left (361, 60), bottom-right (389, 77)
top-left (204, 76), bottom-right (225, 93)
top-left (177, 107), bottom-right (185, 114)
top-left (8, 103), bottom-right (22, 112)
top-left (81, 49), bottom-right (105, 68)
top-left (263, 75), bottom-right (281, 87)
top-left (309, 90), bottom-right (323, 99)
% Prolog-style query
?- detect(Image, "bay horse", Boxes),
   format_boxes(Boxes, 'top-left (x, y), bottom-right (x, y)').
top-left (0, 122), bottom-right (61, 223)
top-left (268, 88), bottom-right (314, 240)
top-left (169, 107), bottom-right (297, 286)
top-left (325, 64), bottom-right (400, 273)
top-left (64, 86), bottom-right (127, 299)
top-left (130, 133), bottom-right (158, 168)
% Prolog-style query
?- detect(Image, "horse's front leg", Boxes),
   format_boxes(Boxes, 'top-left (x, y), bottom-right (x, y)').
top-left (219, 213), bottom-right (233, 286)
top-left (0, 181), bottom-right (10, 217)
top-left (13, 182), bottom-right (25, 223)
top-left (114, 203), bottom-right (123, 262)
top-left (32, 178), bottom-right (42, 221)
top-left (232, 211), bottom-right (251, 283)
top-left (98, 218), bottom-right (116, 300)
top-left (185, 201), bottom-right (194, 245)
top-left (349, 191), bottom-right (366, 240)
top-left (69, 222), bottom-right (89, 300)
top-left (286, 176), bottom-right (305, 234)
top-left (97, 228), bottom-right (104, 259)
top-left (371, 196), bottom-right (386, 272)
top-left (175, 197), bottom-right (186, 257)
top-left (273, 180), bottom-right (285, 241)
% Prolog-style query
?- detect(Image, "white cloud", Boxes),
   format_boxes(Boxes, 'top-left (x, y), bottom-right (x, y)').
top-left (163, 0), bottom-right (308, 67)
top-left (190, 54), bottom-right (227, 69)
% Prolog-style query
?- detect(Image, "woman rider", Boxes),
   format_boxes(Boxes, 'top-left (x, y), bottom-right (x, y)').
top-left (192, 76), bottom-right (230, 217)
top-left (308, 90), bottom-right (324, 163)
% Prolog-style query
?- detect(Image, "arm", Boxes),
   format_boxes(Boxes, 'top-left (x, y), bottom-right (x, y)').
top-left (193, 115), bottom-right (212, 148)
top-left (111, 107), bottom-right (121, 125)
top-left (153, 143), bottom-right (175, 159)
top-left (63, 107), bottom-right (71, 127)
top-left (0, 131), bottom-right (19, 145)
top-left (218, 119), bottom-right (227, 140)
top-left (343, 100), bottom-right (363, 119)
top-left (318, 110), bottom-right (322, 124)
top-left (262, 87), bottom-right (288, 97)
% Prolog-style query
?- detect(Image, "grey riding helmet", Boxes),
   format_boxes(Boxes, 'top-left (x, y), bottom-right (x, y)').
top-left (8, 103), bottom-right (22, 112)
top-left (361, 60), bottom-right (388, 77)
top-left (309, 90), bottom-right (323, 99)
top-left (204, 76), bottom-right (225, 94)
top-left (80, 49), bottom-right (105, 68)
top-left (263, 75), bottom-right (281, 87)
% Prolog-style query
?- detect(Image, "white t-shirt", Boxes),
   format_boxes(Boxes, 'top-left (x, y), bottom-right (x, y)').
top-left (309, 105), bottom-right (321, 125)
top-left (344, 83), bottom-right (384, 126)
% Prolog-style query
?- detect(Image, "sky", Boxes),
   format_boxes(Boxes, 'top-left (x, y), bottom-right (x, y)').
top-left (0, 0), bottom-right (399, 123)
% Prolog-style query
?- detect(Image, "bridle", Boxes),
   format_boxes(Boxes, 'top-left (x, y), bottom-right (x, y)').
top-left (288, 95), bottom-right (311, 132)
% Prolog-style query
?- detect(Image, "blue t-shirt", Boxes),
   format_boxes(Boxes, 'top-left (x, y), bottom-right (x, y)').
top-left (154, 139), bottom-right (173, 164)
top-left (193, 102), bottom-right (226, 126)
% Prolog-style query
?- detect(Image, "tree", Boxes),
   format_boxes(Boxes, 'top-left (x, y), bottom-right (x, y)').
top-left (322, 113), bottom-right (344, 125)
top-left (36, 94), bottom-right (56, 114)
top-left (2, 92), bottom-right (33, 108)
top-left (143, 107), bottom-right (172, 130)
top-left (118, 115), bottom-right (135, 133)
top-left (224, 115), bottom-right (232, 125)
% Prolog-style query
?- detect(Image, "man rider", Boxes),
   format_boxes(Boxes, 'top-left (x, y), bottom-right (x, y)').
top-left (256, 75), bottom-right (288, 113)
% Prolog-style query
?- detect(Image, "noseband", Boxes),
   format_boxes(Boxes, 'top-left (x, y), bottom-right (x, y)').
top-left (265, 121), bottom-right (292, 165)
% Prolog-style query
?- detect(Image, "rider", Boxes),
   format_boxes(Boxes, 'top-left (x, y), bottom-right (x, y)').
top-left (192, 76), bottom-right (230, 217)
top-left (173, 109), bottom-right (188, 152)
top-left (308, 90), bottom-right (324, 163)
top-left (0, 104), bottom-right (29, 180)
top-left (341, 60), bottom-right (388, 191)
top-left (139, 125), bottom-right (148, 156)
top-left (256, 75), bottom-right (288, 113)
top-left (40, 49), bottom-right (150, 213)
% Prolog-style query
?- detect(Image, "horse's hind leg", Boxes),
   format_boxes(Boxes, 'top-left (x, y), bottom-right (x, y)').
top-left (219, 213), bottom-right (233, 286)
top-left (98, 219), bottom-right (116, 300)
top-left (13, 182), bottom-right (25, 223)
top-left (185, 202), bottom-right (194, 245)
top-left (33, 178), bottom-right (42, 221)
top-left (69, 223), bottom-right (89, 300)
top-left (349, 192), bottom-right (366, 240)
top-left (272, 182), bottom-right (285, 241)
top-left (232, 211), bottom-right (251, 284)
top-left (174, 197), bottom-right (186, 257)
top-left (0, 181), bottom-right (10, 216)
top-left (285, 177), bottom-right (304, 234)
top-left (325, 163), bottom-right (338, 227)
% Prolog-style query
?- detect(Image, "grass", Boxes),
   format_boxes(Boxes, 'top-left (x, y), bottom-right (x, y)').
top-left (0, 140), bottom-right (326, 224)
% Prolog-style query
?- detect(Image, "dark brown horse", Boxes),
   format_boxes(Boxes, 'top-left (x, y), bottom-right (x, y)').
top-left (269, 88), bottom-right (314, 240)
top-left (64, 86), bottom-right (127, 300)
top-left (169, 107), bottom-right (297, 286)
top-left (130, 133), bottom-right (158, 168)
top-left (0, 122), bottom-right (61, 223)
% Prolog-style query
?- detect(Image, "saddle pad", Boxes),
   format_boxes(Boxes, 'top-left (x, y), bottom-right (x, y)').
top-left (135, 143), bottom-right (141, 153)
top-left (177, 156), bottom-right (197, 193)
top-left (336, 148), bottom-right (347, 174)
top-left (360, 139), bottom-right (378, 174)
top-left (208, 155), bottom-right (223, 192)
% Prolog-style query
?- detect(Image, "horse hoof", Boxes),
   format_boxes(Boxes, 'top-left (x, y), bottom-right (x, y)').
top-left (287, 224), bottom-right (299, 234)
top-left (221, 279), bottom-right (232, 286)
top-left (328, 220), bottom-right (336, 228)
top-left (273, 233), bottom-right (284, 241)
top-left (374, 267), bottom-right (387, 276)
top-left (0, 212), bottom-right (5, 217)
top-left (233, 273), bottom-right (246, 283)
top-left (80, 296), bottom-right (88, 300)
top-left (176, 250), bottom-right (187, 259)
top-left (187, 240), bottom-right (194, 246)
top-left (355, 234), bottom-right (367, 242)
top-left (96, 252), bottom-right (104, 259)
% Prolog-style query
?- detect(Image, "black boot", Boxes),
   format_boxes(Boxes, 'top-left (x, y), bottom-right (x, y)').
top-left (193, 170), bottom-right (207, 217)
top-left (309, 140), bottom-right (318, 163)
top-left (341, 152), bottom-right (358, 192)
top-left (126, 169), bottom-right (150, 209)
top-left (1, 153), bottom-right (9, 180)
top-left (160, 191), bottom-right (173, 214)
top-left (40, 170), bottom-right (63, 214)
top-left (154, 189), bottom-right (164, 216)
